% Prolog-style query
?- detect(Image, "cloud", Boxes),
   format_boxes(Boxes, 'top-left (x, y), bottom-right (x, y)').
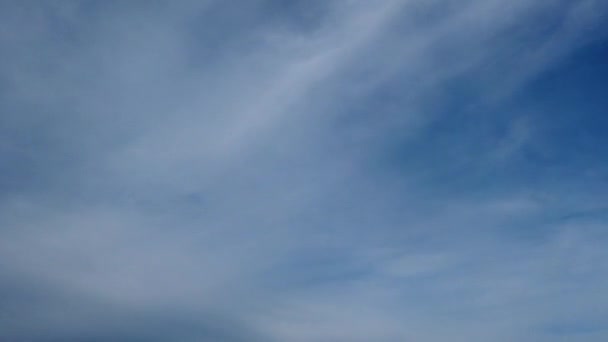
top-left (1, 0), bottom-right (607, 340)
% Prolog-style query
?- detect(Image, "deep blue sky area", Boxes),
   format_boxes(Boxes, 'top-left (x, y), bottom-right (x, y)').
top-left (524, 37), bottom-right (608, 155)
top-left (379, 32), bottom-right (608, 198)
top-left (1, 1), bottom-right (607, 341)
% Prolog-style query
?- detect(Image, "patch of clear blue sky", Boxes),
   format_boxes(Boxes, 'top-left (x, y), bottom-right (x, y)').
top-left (379, 31), bottom-right (608, 196)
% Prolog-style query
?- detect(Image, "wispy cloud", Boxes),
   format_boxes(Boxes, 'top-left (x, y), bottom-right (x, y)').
top-left (1, 0), bottom-right (607, 341)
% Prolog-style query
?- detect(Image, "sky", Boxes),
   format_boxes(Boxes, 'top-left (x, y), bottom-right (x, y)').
top-left (1, 1), bottom-right (607, 341)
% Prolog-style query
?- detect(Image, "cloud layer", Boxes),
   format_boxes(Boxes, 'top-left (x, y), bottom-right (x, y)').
top-left (1, 1), bottom-right (608, 341)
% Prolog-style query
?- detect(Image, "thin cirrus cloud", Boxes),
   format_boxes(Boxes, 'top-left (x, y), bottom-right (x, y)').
top-left (0, 0), bottom-right (607, 341)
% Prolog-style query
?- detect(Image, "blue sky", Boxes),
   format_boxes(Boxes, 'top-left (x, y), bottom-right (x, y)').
top-left (1, 1), bottom-right (607, 341)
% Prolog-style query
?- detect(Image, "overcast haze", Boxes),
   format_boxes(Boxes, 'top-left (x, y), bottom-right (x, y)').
top-left (1, 1), bottom-right (608, 341)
